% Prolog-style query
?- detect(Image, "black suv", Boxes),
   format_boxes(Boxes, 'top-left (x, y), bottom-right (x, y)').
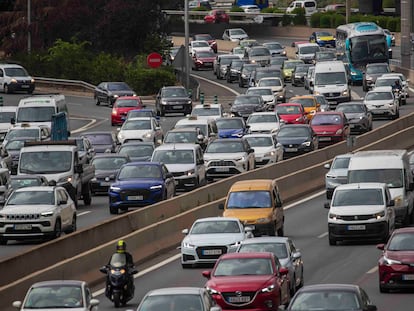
top-left (155, 86), bottom-right (193, 116)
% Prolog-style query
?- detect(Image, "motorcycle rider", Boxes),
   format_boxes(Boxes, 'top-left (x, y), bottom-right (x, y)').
top-left (106, 240), bottom-right (135, 299)
top-left (392, 79), bottom-right (403, 104)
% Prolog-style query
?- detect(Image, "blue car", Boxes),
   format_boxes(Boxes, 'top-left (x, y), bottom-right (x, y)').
top-left (108, 162), bottom-right (176, 214)
top-left (216, 117), bottom-right (249, 138)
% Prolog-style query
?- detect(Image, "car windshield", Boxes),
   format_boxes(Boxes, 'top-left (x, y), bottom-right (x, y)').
top-left (227, 191), bottom-right (271, 208)
top-left (311, 114), bottom-right (342, 125)
top-left (16, 107), bottom-right (55, 123)
top-left (122, 119), bottom-right (151, 130)
top-left (107, 82), bottom-right (131, 91)
top-left (277, 127), bottom-right (310, 137)
top-left (376, 79), bottom-right (396, 87)
top-left (0, 111), bottom-right (15, 123)
top-left (197, 51), bottom-right (214, 58)
top-left (332, 157), bottom-right (350, 169)
top-left (164, 131), bottom-right (197, 143)
top-left (10, 178), bottom-right (42, 189)
top-left (289, 291), bottom-right (360, 311)
top-left (248, 114), bottom-right (278, 123)
top-left (336, 104), bottom-right (365, 113)
top-left (230, 29), bottom-right (246, 36)
top-left (192, 107), bottom-right (220, 116)
top-left (299, 46), bottom-right (320, 54)
top-left (348, 168), bottom-right (403, 188)
top-left (118, 164), bottom-right (162, 179)
top-left (216, 119), bottom-right (244, 129)
top-left (119, 145), bottom-right (154, 158)
top-left (5, 128), bottom-right (39, 140)
top-left (295, 65), bottom-right (310, 73)
top-left (233, 47), bottom-right (245, 54)
top-left (249, 48), bottom-right (270, 57)
top-left (214, 258), bottom-right (273, 276)
top-left (314, 72), bottom-right (346, 85)
top-left (7, 190), bottom-right (54, 205)
top-left (247, 89), bottom-right (273, 96)
top-left (284, 62), bottom-right (301, 69)
top-left (162, 88), bottom-right (188, 97)
top-left (332, 188), bottom-right (384, 206)
top-left (316, 52), bottom-right (336, 60)
top-left (175, 123), bottom-right (208, 136)
top-left (195, 34), bottom-right (212, 41)
top-left (275, 105), bottom-right (301, 115)
top-left (290, 98), bottom-right (315, 108)
top-left (128, 110), bottom-right (154, 118)
top-left (83, 134), bottom-right (112, 145)
top-left (19, 151), bottom-right (72, 174)
top-left (139, 294), bottom-right (203, 311)
top-left (152, 150), bottom-right (194, 164)
top-left (388, 233), bottom-right (414, 251)
top-left (316, 32), bottom-right (333, 37)
top-left (23, 285), bottom-right (84, 308)
top-left (234, 96), bottom-right (261, 106)
top-left (256, 70), bottom-right (280, 80)
top-left (5, 139), bottom-right (26, 150)
top-left (366, 65), bottom-right (389, 74)
top-left (115, 99), bottom-right (140, 108)
top-left (206, 141), bottom-right (244, 153)
top-left (365, 92), bottom-right (393, 101)
top-left (221, 57), bottom-right (239, 65)
top-left (92, 157), bottom-right (128, 170)
top-left (4, 67), bottom-right (29, 76)
top-left (238, 242), bottom-right (288, 259)
top-left (192, 41), bottom-right (209, 48)
top-left (264, 43), bottom-right (283, 50)
top-left (245, 136), bottom-right (273, 147)
top-left (270, 58), bottom-right (285, 66)
top-left (258, 79), bottom-right (282, 87)
top-left (190, 220), bottom-right (241, 234)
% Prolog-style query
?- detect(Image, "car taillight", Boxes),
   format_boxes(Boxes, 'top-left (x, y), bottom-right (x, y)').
top-left (112, 109), bottom-right (117, 115)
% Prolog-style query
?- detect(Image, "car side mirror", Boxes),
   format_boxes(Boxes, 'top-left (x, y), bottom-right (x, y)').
top-left (376, 243), bottom-right (385, 250)
top-left (99, 266), bottom-right (108, 274)
top-left (324, 163), bottom-right (330, 169)
top-left (182, 228), bottom-right (189, 235)
top-left (388, 199), bottom-right (395, 207)
top-left (10, 117), bottom-right (15, 125)
top-left (74, 164), bottom-right (83, 174)
top-left (59, 199), bottom-right (67, 205)
top-left (166, 172), bottom-right (174, 178)
top-left (218, 203), bottom-right (224, 210)
top-left (324, 202), bottom-right (330, 209)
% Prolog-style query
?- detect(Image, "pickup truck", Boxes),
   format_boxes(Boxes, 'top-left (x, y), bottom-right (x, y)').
top-left (17, 140), bottom-right (95, 207)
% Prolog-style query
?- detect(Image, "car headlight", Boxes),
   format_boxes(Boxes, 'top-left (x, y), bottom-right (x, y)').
top-left (365, 76), bottom-right (372, 81)
top-left (264, 151), bottom-right (276, 157)
top-left (10, 78), bottom-right (17, 83)
top-left (185, 169), bottom-right (195, 176)
top-left (229, 241), bottom-right (242, 248)
top-left (41, 211), bottom-right (54, 217)
top-left (329, 213), bottom-right (342, 220)
top-left (91, 177), bottom-right (97, 182)
top-left (118, 133), bottom-right (124, 140)
top-left (143, 132), bottom-right (152, 139)
top-left (182, 241), bottom-right (195, 248)
top-left (206, 287), bottom-right (220, 295)
top-left (301, 141), bottom-right (311, 146)
top-left (314, 91), bottom-right (321, 95)
top-left (393, 195), bottom-right (403, 205)
top-left (351, 71), bottom-right (358, 76)
top-left (295, 117), bottom-right (304, 122)
top-left (281, 51), bottom-right (286, 56)
top-left (335, 128), bottom-right (343, 135)
top-left (113, 94), bottom-right (119, 98)
top-left (383, 255), bottom-right (402, 265)
top-left (110, 186), bottom-right (121, 193)
top-left (374, 210), bottom-right (385, 219)
top-left (256, 217), bottom-right (271, 223)
top-left (233, 132), bottom-right (243, 138)
top-left (58, 176), bottom-right (73, 183)
top-left (161, 100), bottom-right (168, 105)
top-left (187, 100), bottom-right (192, 104)
top-left (342, 90), bottom-right (349, 96)
top-left (150, 184), bottom-right (163, 190)
top-left (261, 284), bottom-right (275, 293)
top-left (235, 156), bottom-right (246, 162)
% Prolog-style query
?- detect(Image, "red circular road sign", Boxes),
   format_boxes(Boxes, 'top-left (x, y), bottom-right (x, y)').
top-left (147, 52), bottom-right (163, 68)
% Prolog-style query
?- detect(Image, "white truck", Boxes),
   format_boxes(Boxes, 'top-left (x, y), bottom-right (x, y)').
top-left (17, 141), bottom-right (95, 207)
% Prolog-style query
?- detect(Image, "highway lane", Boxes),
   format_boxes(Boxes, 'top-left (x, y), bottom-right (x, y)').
top-left (92, 190), bottom-right (414, 311)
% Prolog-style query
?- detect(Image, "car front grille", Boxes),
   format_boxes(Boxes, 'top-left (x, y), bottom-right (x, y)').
top-left (341, 214), bottom-right (378, 221)
top-left (323, 92), bottom-right (341, 98)
top-left (222, 291), bottom-right (257, 306)
top-left (119, 189), bottom-right (151, 200)
top-left (196, 245), bottom-right (228, 259)
top-left (6, 214), bottom-right (40, 220)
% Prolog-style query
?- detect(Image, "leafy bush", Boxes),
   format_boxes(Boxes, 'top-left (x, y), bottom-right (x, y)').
top-left (333, 14), bottom-right (345, 28)
top-left (292, 7), bottom-right (307, 25)
top-left (310, 12), bottom-right (322, 28)
top-left (320, 14), bottom-right (331, 28)
top-left (230, 5), bottom-right (244, 20)
top-left (281, 14), bottom-right (291, 26)
top-left (386, 17), bottom-right (400, 32)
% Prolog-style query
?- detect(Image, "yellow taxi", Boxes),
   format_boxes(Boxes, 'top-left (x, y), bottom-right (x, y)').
top-left (289, 95), bottom-right (320, 120)
top-left (281, 59), bottom-right (304, 82)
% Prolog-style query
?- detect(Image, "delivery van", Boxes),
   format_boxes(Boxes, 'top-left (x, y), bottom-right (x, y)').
top-left (286, 0), bottom-right (317, 15)
top-left (219, 179), bottom-right (284, 236)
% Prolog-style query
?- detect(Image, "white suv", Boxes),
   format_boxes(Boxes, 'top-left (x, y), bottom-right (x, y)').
top-left (325, 182), bottom-right (395, 246)
top-left (0, 186), bottom-right (77, 244)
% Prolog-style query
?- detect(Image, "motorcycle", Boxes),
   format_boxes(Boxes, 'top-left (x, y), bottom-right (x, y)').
top-left (99, 253), bottom-right (138, 308)
top-left (392, 88), bottom-right (402, 106)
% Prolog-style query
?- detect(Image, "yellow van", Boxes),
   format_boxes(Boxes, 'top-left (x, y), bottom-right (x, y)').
top-left (219, 179), bottom-right (284, 236)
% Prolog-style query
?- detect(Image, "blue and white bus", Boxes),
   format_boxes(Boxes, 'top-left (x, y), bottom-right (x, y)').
top-left (336, 22), bottom-right (392, 84)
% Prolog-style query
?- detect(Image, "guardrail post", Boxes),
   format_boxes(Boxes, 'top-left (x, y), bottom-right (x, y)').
top-left (200, 92), bottom-right (204, 105)
top-left (214, 95), bottom-right (218, 105)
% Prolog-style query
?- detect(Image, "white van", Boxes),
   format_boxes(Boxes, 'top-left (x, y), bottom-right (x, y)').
top-left (313, 61), bottom-right (351, 104)
top-left (15, 94), bottom-right (70, 132)
top-left (296, 43), bottom-right (320, 64)
top-left (347, 149), bottom-right (414, 226)
top-left (286, 0), bottom-right (317, 15)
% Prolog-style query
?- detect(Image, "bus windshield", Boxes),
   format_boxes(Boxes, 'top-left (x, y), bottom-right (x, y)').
top-left (350, 35), bottom-right (387, 64)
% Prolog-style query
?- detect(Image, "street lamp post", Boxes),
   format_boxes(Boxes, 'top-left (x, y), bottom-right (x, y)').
top-left (27, 0), bottom-right (31, 54)
top-left (184, 0), bottom-right (190, 90)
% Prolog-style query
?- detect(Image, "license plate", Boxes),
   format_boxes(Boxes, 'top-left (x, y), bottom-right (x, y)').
top-left (285, 148), bottom-right (298, 152)
top-left (21, 85), bottom-right (30, 88)
top-left (319, 137), bottom-right (332, 141)
top-left (100, 181), bottom-right (111, 186)
top-left (204, 62), bottom-right (212, 65)
top-left (203, 249), bottom-right (222, 255)
top-left (350, 124), bottom-right (355, 128)
top-left (173, 105), bottom-right (183, 109)
top-left (14, 224), bottom-right (32, 230)
top-left (402, 274), bottom-right (414, 280)
top-left (347, 225), bottom-right (366, 230)
top-left (228, 296), bottom-right (251, 303)
top-left (215, 167), bottom-right (229, 172)
top-left (128, 195), bottom-right (143, 200)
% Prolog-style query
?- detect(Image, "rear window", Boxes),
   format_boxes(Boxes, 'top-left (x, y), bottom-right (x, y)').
top-left (305, 1), bottom-right (316, 7)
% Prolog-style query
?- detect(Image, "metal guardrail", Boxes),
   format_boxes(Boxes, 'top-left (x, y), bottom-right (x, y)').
top-left (34, 77), bottom-right (96, 93)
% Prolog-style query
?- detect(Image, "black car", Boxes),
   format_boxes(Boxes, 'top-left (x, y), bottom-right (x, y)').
top-left (226, 59), bottom-right (249, 83)
top-left (90, 154), bottom-right (130, 194)
top-left (335, 101), bottom-right (373, 134)
top-left (230, 94), bottom-right (267, 119)
top-left (249, 66), bottom-right (282, 87)
top-left (94, 82), bottom-right (136, 107)
top-left (82, 131), bottom-right (119, 153)
top-left (4, 137), bottom-right (34, 175)
top-left (69, 136), bottom-right (96, 165)
top-left (276, 124), bottom-right (318, 159)
top-left (117, 141), bottom-right (155, 162)
top-left (238, 63), bottom-right (260, 88)
top-left (155, 86), bottom-right (193, 117)
top-left (291, 64), bottom-right (312, 87)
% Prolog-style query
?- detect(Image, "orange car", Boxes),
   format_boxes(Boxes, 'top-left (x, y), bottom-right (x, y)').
top-left (289, 95), bottom-right (320, 120)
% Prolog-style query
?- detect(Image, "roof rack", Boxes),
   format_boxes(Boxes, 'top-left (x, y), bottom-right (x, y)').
top-left (24, 140), bottom-right (77, 147)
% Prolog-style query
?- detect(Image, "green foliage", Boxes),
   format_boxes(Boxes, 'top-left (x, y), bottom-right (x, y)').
top-left (192, 6), bottom-right (209, 11)
top-left (320, 14), bottom-right (331, 28)
top-left (383, 0), bottom-right (395, 8)
top-left (281, 14), bottom-right (291, 26)
top-left (310, 12), bottom-right (321, 27)
top-left (386, 17), bottom-right (400, 32)
top-left (333, 14), bottom-right (346, 28)
top-left (230, 6), bottom-right (244, 12)
top-left (292, 8), bottom-right (307, 26)
top-left (89, 53), bottom-right (126, 85)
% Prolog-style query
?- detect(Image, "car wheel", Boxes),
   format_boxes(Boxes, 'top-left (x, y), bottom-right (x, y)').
top-left (53, 219), bottom-right (62, 239)
top-left (379, 284), bottom-right (389, 293)
top-left (329, 234), bottom-right (337, 246)
top-left (297, 268), bottom-right (304, 289)
top-left (277, 225), bottom-right (284, 237)
top-left (83, 183), bottom-right (92, 206)
top-left (181, 263), bottom-right (192, 269)
top-left (109, 205), bottom-right (118, 215)
top-left (160, 107), bottom-right (165, 117)
top-left (95, 97), bottom-right (100, 106)
top-left (65, 215), bottom-right (77, 233)
top-left (290, 275), bottom-right (296, 297)
top-left (0, 237), bottom-right (7, 245)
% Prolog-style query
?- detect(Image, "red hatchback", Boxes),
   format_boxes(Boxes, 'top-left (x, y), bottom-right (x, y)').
top-left (111, 96), bottom-right (143, 126)
top-left (192, 50), bottom-right (216, 70)
top-left (310, 111), bottom-right (350, 147)
top-left (202, 252), bottom-right (290, 310)
top-left (204, 10), bottom-right (230, 24)
top-left (275, 103), bottom-right (308, 124)
top-left (377, 227), bottom-right (414, 293)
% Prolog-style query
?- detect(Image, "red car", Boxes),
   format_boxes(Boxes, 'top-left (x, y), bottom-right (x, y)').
top-left (310, 111), bottom-right (350, 147)
top-left (192, 50), bottom-right (216, 70)
top-left (275, 103), bottom-right (308, 124)
top-left (204, 10), bottom-right (230, 24)
top-left (377, 227), bottom-right (414, 293)
top-left (202, 252), bottom-right (290, 310)
top-left (111, 96), bottom-right (144, 126)
top-left (192, 33), bottom-right (218, 53)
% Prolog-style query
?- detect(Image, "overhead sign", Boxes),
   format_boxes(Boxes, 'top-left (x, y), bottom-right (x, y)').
top-left (147, 52), bottom-right (163, 68)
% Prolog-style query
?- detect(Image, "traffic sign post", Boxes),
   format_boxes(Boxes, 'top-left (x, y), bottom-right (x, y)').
top-left (147, 52), bottom-right (163, 68)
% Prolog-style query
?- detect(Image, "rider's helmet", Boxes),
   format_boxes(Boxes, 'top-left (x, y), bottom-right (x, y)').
top-left (116, 240), bottom-right (127, 253)
top-left (395, 79), bottom-right (401, 85)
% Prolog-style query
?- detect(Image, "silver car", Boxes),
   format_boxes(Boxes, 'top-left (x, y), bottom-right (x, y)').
top-left (117, 117), bottom-right (164, 145)
top-left (180, 217), bottom-right (250, 268)
top-left (244, 133), bottom-right (284, 167)
top-left (236, 236), bottom-right (304, 297)
top-left (363, 86), bottom-right (399, 120)
top-left (324, 153), bottom-right (352, 199)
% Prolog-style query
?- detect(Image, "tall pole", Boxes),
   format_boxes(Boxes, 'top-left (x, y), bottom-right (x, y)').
top-left (400, 0), bottom-right (411, 68)
top-left (184, 0), bottom-right (190, 90)
top-left (27, 0), bottom-right (31, 54)
top-left (345, 0), bottom-right (351, 24)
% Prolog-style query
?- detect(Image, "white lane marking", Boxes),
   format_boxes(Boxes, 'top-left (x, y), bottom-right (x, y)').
top-left (318, 232), bottom-right (328, 238)
top-left (283, 190), bottom-right (325, 210)
top-left (71, 117), bottom-right (109, 134)
top-left (351, 90), bottom-right (362, 100)
top-left (191, 74), bottom-right (240, 96)
top-left (367, 266), bottom-right (378, 274)
top-left (77, 211), bottom-right (91, 216)
top-left (93, 253), bottom-right (181, 296)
